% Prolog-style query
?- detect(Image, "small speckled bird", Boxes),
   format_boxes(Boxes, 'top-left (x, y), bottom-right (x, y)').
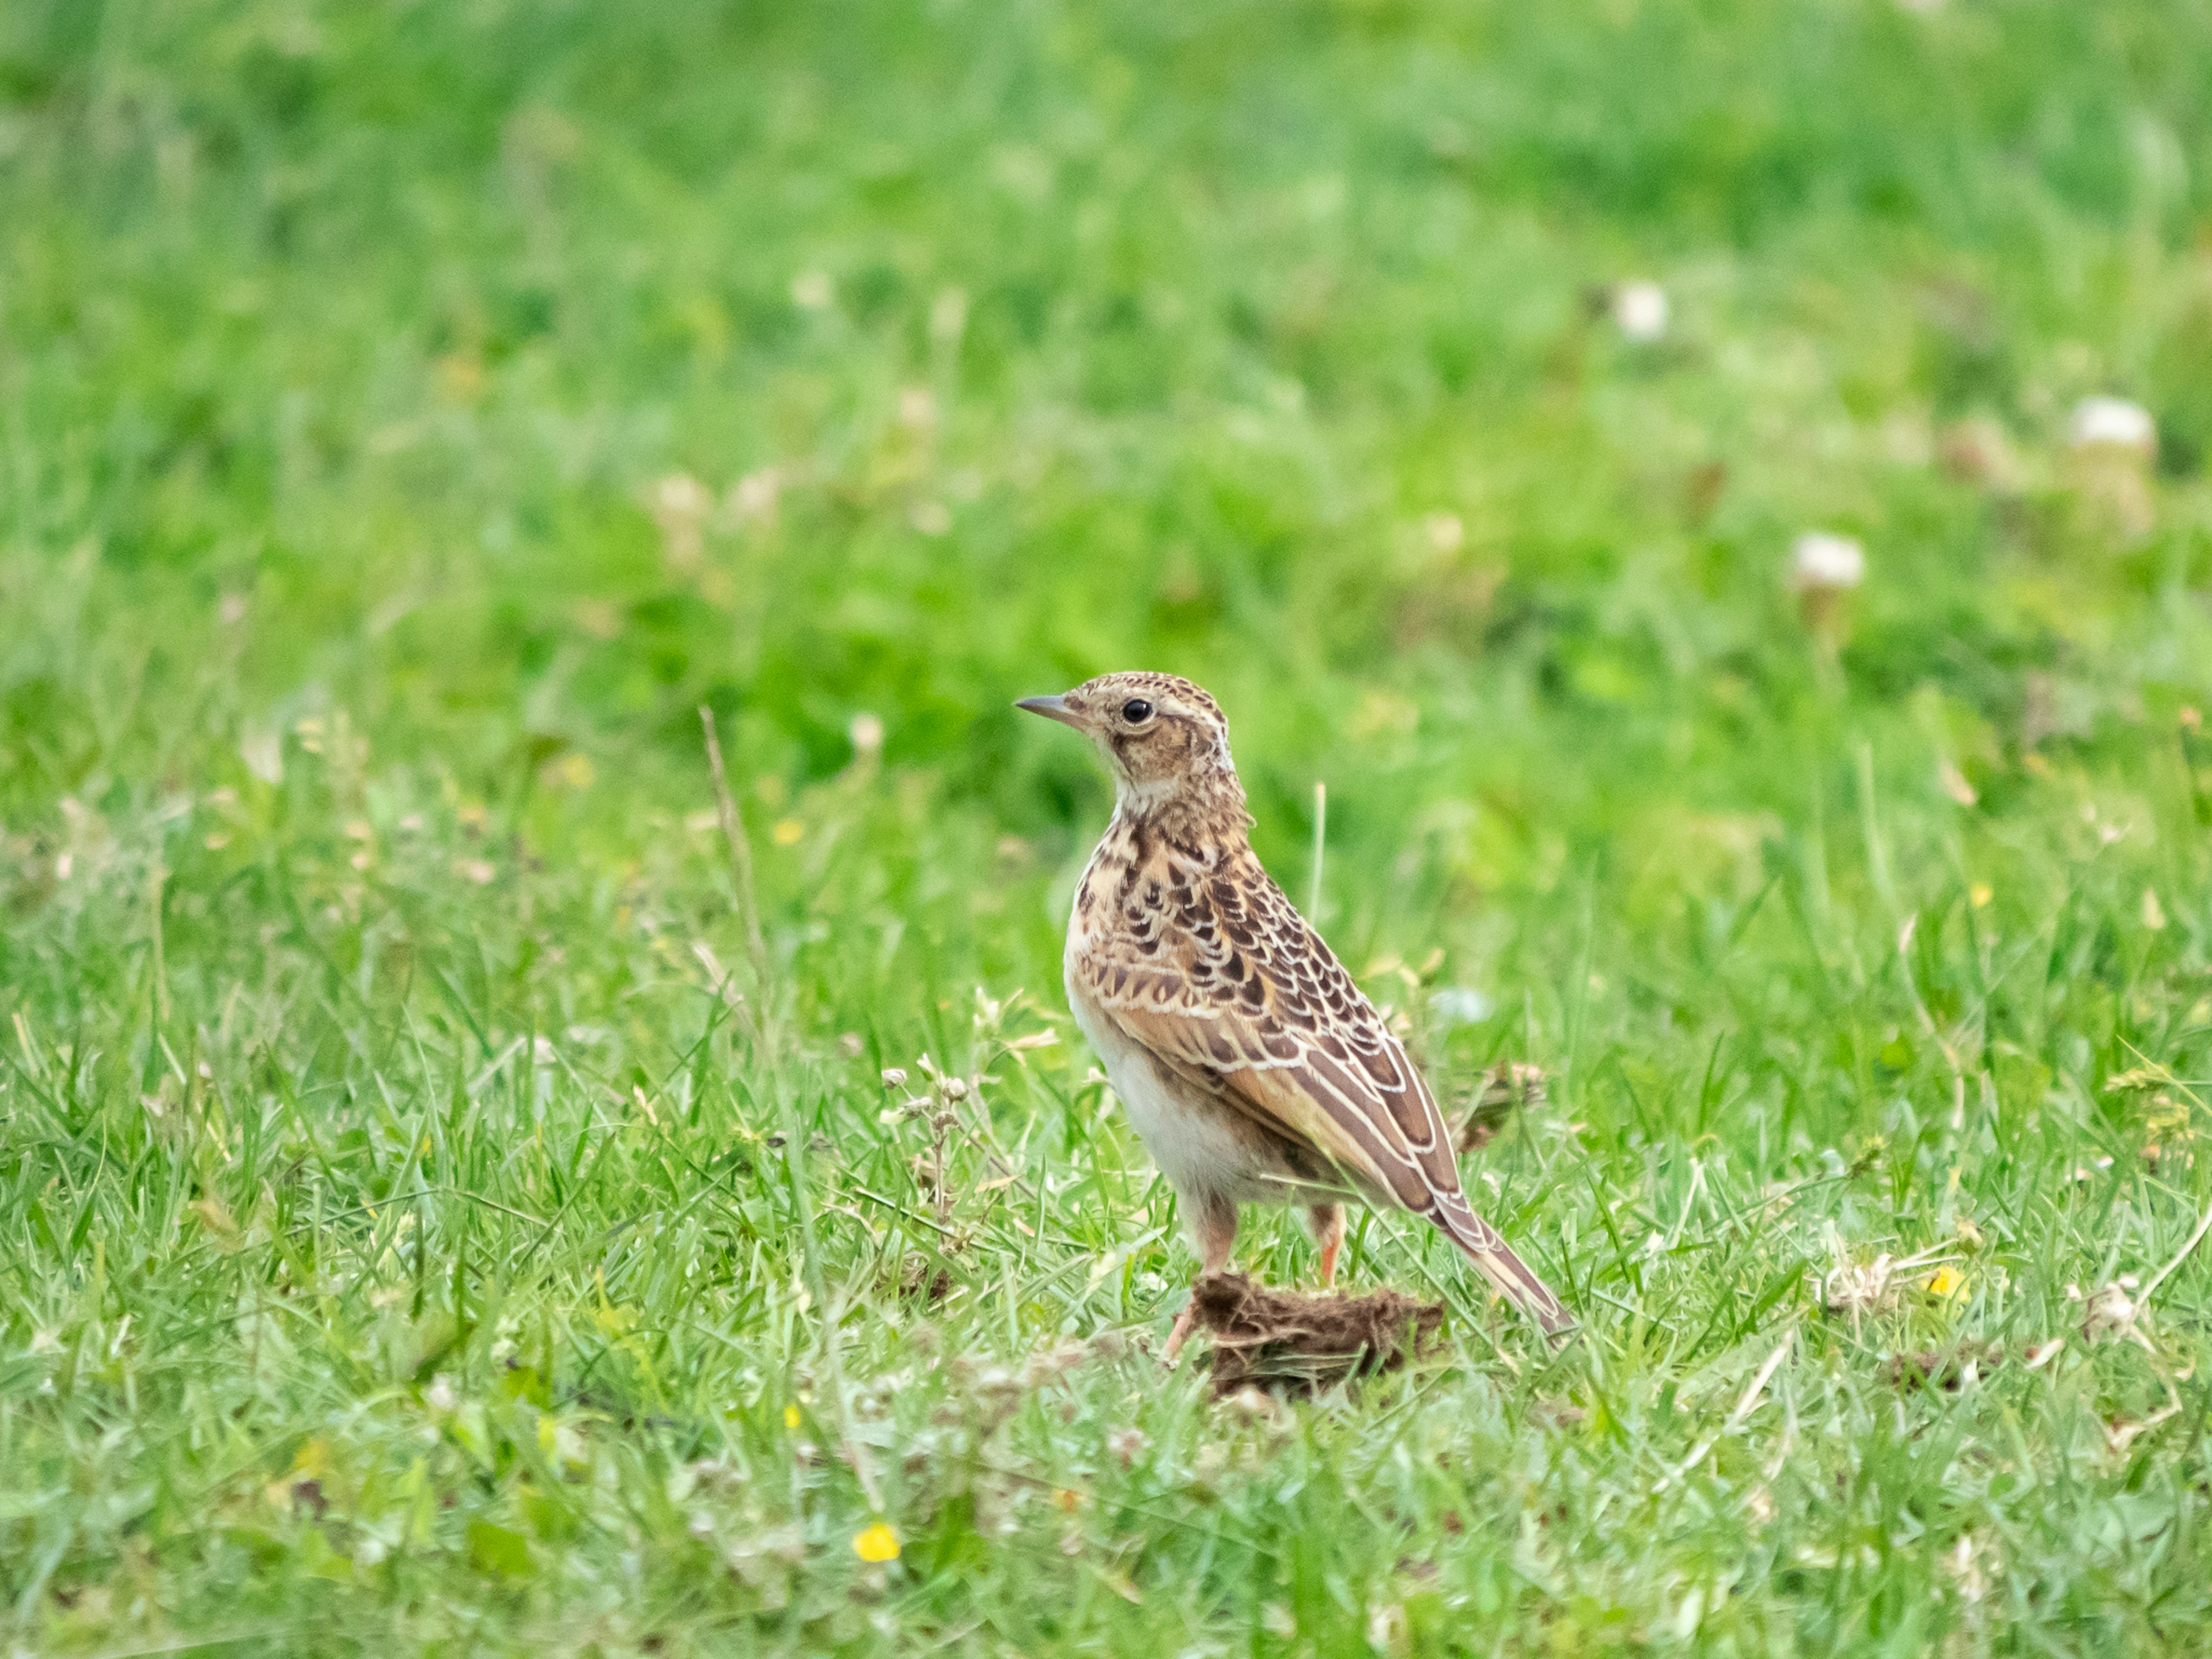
top-left (1018, 672), bottom-right (1569, 1353)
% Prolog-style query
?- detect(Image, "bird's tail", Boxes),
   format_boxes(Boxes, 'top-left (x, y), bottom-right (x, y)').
top-left (1431, 1196), bottom-right (1574, 1336)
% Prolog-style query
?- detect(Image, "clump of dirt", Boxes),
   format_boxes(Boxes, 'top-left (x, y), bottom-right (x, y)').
top-left (1190, 1272), bottom-right (1444, 1399)
top-left (1888, 1343), bottom-right (2002, 1393)
top-left (896, 1254), bottom-right (955, 1305)
top-left (1886, 1339), bottom-right (2071, 1393)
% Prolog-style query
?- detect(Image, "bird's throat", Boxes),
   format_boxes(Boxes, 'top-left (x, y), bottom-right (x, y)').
top-left (1110, 774), bottom-right (1253, 844)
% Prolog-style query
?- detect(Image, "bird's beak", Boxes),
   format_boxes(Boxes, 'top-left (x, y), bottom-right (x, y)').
top-left (1014, 693), bottom-right (1082, 728)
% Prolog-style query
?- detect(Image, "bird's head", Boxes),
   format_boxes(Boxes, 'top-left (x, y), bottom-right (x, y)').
top-left (1016, 672), bottom-right (1249, 834)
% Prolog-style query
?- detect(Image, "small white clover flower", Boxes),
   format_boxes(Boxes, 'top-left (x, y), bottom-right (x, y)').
top-left (2068, 396), bottom-right (2156, 453)
top-left (1429, 987), bottom-right (1494, 1028)
top-left (1789, 532), bottom-right (1866, 593)
top-left (1612, 280), bottom-right (1669, 343)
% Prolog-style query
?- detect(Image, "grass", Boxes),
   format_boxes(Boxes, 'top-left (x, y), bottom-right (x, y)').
top-left (6, 0), bottom-right (2212, 1651)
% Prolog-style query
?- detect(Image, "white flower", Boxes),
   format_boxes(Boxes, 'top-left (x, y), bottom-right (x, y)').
top-left (1429, 987), bottom-right (1494, 1028)
top-left (425, 1374), bottom-right (459, 1413)
top-left (1612, 280), bottom-right (1669, 343)
top-left (2068, 396), bottom-right (2155, 452)
top-left (1789, 532), bottom-right (1865, 592)
top-left (850, 713), bottom-right (885, 759)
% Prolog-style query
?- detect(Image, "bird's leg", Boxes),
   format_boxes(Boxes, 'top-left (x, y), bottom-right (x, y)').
top-left (1164, 1192), bottom-right (1238, 1364)
top-left (1308, 1202), bottom-right (1346, 1289)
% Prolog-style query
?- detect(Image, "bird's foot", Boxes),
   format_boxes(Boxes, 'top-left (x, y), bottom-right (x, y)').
top-left (1162, 1302), bottom-right (1199, 1366)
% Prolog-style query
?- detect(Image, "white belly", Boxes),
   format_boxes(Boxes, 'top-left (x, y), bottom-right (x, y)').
top-left (1066, 967), bottom-right (1286, 1206)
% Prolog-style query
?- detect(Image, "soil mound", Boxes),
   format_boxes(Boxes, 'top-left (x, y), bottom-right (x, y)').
top-left (1191, 1271), bottom-right (1444, 1399)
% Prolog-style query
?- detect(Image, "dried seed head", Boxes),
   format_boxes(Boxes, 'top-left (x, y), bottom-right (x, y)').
top-left (1945, 1533), bottom-right (1990, 1603)
top-left (1936, 417), bottom-right (2020, 489)
top-left (2082, 1279), bottom-right (2141, 1344)
top-left (728, 468), bottom-right (780, 525)
top-left (1821, 1255), bottom-right (1898, 1315)
top-left (649, 473), bottom-right (712, 566)
top-left (1224, 1386), bottom-right (1281, 1423)
top-left (1020, 1341), bottom-right (1090, 1390)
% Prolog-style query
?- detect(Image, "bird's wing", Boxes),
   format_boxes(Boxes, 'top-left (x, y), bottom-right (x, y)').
top-left (1077, 840), bottom-right (1567, 1330)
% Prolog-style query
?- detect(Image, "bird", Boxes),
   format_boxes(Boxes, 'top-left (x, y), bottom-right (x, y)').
top-left (1017, 672), bottom-right (1569, 1354)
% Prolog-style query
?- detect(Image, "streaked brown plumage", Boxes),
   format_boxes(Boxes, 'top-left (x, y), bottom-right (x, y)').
top-left (1017, 672), bottom-right (1569, 1349)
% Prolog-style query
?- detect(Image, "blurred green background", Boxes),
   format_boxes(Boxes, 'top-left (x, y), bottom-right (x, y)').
top-left (7, 0), bottom-right (2210, 855)
top-left (7, 0), bottom-right (2212, 1653)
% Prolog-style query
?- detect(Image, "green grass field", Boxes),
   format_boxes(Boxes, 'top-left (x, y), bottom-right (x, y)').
top-left (7, 0), bottom-right (2212, 1651)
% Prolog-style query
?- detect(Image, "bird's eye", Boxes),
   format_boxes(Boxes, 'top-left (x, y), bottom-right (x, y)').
top-left (1120, 698), bottom-right (1154, 724)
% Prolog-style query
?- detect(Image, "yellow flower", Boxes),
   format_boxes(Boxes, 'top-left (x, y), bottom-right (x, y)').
top-left (1927, 1266), bottom-right (1967, 1300)
top-left (783, 1404), bottom-right (801, 1430)
top-left (1968, 884), bottom-right (1992, 910)
top-left (771, 819), bottom-right (804, 846)
top-left (851, 1521), bottom-right (900, 1563)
